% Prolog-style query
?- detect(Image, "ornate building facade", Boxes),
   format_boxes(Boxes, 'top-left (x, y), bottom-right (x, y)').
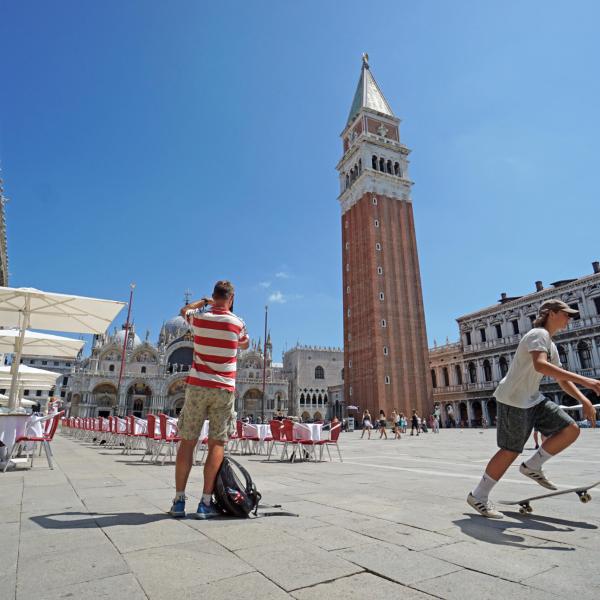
top-left (430, 262), bottom-right (600, 426)
top-left (282, 345), bottom-right (343, 421)
top-left (337, 55), bottom-right (432, 419)
top-left (67, 312), bottom-right (289, 420)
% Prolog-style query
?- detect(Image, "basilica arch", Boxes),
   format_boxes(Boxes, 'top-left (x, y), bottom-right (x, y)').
top-left (127, 382), bottom-right (152, 416)
top-left (242, 388), bottom-right (262, 418)
top-left (92, 382), bottom-right (118, 417)
top-left (167, 344), bottom-right (193, 374)
top-left (167, 378), bottom-right (187, 416)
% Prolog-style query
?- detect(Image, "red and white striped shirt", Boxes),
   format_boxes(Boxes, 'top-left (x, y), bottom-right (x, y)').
top-left (184, 307), bottom-right (248, 391)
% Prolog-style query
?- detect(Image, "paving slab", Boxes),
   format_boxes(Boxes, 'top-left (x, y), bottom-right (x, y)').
top-left (16, 543), bottom-right (130, 596)
top-left (184, 571), bottom-right (292, 600)
top-left (291, 572), bottom-right (434, 600)
top-left (412, 568), bottom-right (560, 600)
top-left (336, 541), bottom-right (462, 585)
top-left (20, 573), bottom-right (148, 600)
top-left (235, 539), bottom-right (363, 591)
top-left (123, 539), bottom-right (254, 595)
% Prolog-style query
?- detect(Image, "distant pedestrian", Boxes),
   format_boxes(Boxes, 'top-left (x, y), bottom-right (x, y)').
top-left (379, 410), bottom-right (388, 439)
top-left (361, 410), bottom-right (372, 439)
top-left (410, 410), bottom-right (420, 436)
top-left (432, 415), bottom-right (440, 433)
top-left (391, 410), bottom-right (401, 439)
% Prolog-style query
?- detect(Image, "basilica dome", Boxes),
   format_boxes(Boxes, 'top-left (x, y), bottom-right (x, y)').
top-left (163, 315), bottom-right (191, 336)
top-left (114, 329), bottom-right (143, 348)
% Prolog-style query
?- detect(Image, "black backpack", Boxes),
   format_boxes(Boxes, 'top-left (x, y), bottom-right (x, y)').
top-left (214, 457), bottom-right (262, 517)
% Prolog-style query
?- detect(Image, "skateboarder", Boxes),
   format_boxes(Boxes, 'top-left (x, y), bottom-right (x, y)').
top-left (467, 299), bottom-right (600, 519)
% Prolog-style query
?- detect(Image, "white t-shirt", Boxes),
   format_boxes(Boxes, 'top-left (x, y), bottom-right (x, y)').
top-left (493, 328), bottom-right (560, 409)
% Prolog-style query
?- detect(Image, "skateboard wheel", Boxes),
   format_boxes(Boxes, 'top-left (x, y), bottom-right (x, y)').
top-left (526, 505), bottom-right (533, 513)
top-left (519, 506), bottom-right (528, 515)
top-left (580, 493), bottom-right (591, 503)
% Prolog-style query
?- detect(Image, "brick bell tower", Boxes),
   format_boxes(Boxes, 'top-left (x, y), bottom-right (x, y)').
top-left (337, 54), bottom-right (433, 421)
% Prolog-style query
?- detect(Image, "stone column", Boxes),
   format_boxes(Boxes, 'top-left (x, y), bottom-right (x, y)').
top-left (567, 343), bottom-right (579, 370)
top-left (466, 401), bottom-right (475, 428)
top-left (482, 400), bottom-right (489, 425)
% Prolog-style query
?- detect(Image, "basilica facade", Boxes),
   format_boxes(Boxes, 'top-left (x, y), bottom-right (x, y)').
top-left (66, 311), bottom-right (289, 420)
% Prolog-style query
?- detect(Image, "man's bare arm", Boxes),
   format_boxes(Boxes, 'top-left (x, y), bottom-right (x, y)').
top-left (179, 297), bottom-right (212, 318)
top-left (531, 351), bottom-right (600, 395)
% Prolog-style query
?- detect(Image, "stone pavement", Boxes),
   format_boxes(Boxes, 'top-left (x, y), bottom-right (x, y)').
top-left (1, 427), bottom-right (599, 599)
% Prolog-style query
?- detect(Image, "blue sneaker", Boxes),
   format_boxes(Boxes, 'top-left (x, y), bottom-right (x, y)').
top-left (190, 501), bottom-right (221, 520)
top-left (168, 496), bottom-right (186, 518)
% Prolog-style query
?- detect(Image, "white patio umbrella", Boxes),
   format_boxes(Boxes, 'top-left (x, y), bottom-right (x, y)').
top-left (0, 329), bottom-right (84, 358)
top-left (0, 364), bottom-right (62, 389)
top-left (0, 287), bottom-right (126, 410)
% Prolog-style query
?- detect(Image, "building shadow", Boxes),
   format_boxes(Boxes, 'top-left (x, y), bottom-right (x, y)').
top-left (452, 512), bottom-right (596, 550)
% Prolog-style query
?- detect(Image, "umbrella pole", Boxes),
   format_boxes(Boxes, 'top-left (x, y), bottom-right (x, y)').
top-left (8, 296), bottom-right (30, 411)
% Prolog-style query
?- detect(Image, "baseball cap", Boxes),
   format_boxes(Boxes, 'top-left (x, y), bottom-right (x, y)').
top-left (538, 298), bottom-right (579, 316)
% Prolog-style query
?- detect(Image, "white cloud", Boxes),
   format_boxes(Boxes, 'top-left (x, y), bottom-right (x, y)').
top-left (275, 271), bottom-right (290, 279)
top-left (268, 291), bottom-right (286, 304)
top-left (259, 281), bottom-right (271, 288)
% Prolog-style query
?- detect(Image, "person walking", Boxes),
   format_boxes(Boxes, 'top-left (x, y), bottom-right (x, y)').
top-left (378, 410), bottom-right (388, 439)
top-left (361, 410), bottom-right (372, 439)
top-left (168, 281), bottom-right (249, 519)
top-left (467, 299), bottom-right (599, 519)
top-left (391, 409), bottom-right (401, 439)
top-left (410, 410), bottom-right (420, 436)
top-left (432, 414), bottom-right (440, 433)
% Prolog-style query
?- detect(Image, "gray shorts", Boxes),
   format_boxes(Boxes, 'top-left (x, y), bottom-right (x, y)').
top-left (497, 399), bottom-right (575, 453)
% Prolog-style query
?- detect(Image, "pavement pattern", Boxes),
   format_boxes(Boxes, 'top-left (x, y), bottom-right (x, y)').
top-left (1, 427), bottom-right (599, 599)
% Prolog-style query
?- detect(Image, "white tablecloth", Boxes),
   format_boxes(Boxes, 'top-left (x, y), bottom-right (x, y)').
top-left (243, 423), bottom-right (271, 440)
top-left (294, 423), bottom-right (323, 442)
top-left (0, 414), bottom-right (44, 461)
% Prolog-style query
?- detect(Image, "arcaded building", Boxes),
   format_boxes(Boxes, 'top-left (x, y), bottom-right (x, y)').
top-left (430, 262), bottom-right (600, 426)
top-left (337, 55), bottom-right (433, 419)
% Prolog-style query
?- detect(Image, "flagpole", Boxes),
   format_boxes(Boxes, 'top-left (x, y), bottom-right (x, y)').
top-left (261, 304), bottom-right (268, 422)
top-left (116, 283), bottom-right (135, 416)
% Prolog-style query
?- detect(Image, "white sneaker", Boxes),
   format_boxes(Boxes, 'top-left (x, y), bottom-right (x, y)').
top-left (467, 493), bottom-right (504, 519)
top-left (519, 463), bottom-right (558, 490)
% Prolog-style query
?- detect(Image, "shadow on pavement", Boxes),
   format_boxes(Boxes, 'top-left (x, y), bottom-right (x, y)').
top-left (452, 512), bottom-right (596, 549)
top-left (30, 511), bottom-right (171, 529)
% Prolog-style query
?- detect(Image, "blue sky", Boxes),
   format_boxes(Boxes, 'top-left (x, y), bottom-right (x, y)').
top-left (2, 1), bottom-right (600, 358)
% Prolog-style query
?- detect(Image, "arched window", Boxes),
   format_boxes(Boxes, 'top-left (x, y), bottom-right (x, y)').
top-left (372, 155), bottom-right (378, 169)
top-left (468, 362), bottom-right (477, 383)
top-left (312, 394), bottom-right (317, 405)
top-left (431, 369), bottom-right (437, 388)
top-left (483, 360), bottom-right (492, 382)
top-left (345, 174), bottom-right (349, 189)
top-left (341, 368), bottom-right (344, 381)
top-left (499, 356), bottom-right (508, 377)
top-left (358, 159), bottom-right (362, 173)
top-left (315, 366), bottom-right (325, 379)
top-left (578, 341), bottom-right (592, 369)
top-left (109, 364), bottom-right (115, 372)
top-left (443, 367), bottom-right (449, 387)
top-left (386, 160), bottom-right (393, 174)
top-left (455, 364), bottom-right (463, 385)
top-left (300, 393), bottom-right (305, 405)
top-left (557, 345), bottom-right (568, 368)
top-left (141, 366), bottom-right (147, 374)
top-left (379, 157), bottom-right (385, 171)
top-left (394, 162), bottom-right (400, 176)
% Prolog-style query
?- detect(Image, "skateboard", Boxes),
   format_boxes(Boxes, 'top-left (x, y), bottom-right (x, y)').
top-left (501, 481), bottom-right (600, 515)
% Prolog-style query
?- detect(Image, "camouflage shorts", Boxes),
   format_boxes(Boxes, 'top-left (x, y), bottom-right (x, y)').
top-left (178, 386), bottom-right (235, 442)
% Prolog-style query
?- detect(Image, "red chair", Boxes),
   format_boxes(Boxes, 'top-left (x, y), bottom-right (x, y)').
top-left (142, 414), bottom-right (160, 461)
top-left (320, 423), bottom-right (343, 462)
top-left (281, 419), bottom-right (301, 462)
top-left (266, 419), bottom-right (285, 461)
top-left (156, 413), bottom-right (181, 464)
top-left (236, 420), bottom-right (259, 455)
top-left (3, 411), bottom-right (65, 471)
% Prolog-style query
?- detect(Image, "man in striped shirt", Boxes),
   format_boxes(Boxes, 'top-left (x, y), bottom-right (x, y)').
top-left (169, 280), bottom-right (249, 519)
